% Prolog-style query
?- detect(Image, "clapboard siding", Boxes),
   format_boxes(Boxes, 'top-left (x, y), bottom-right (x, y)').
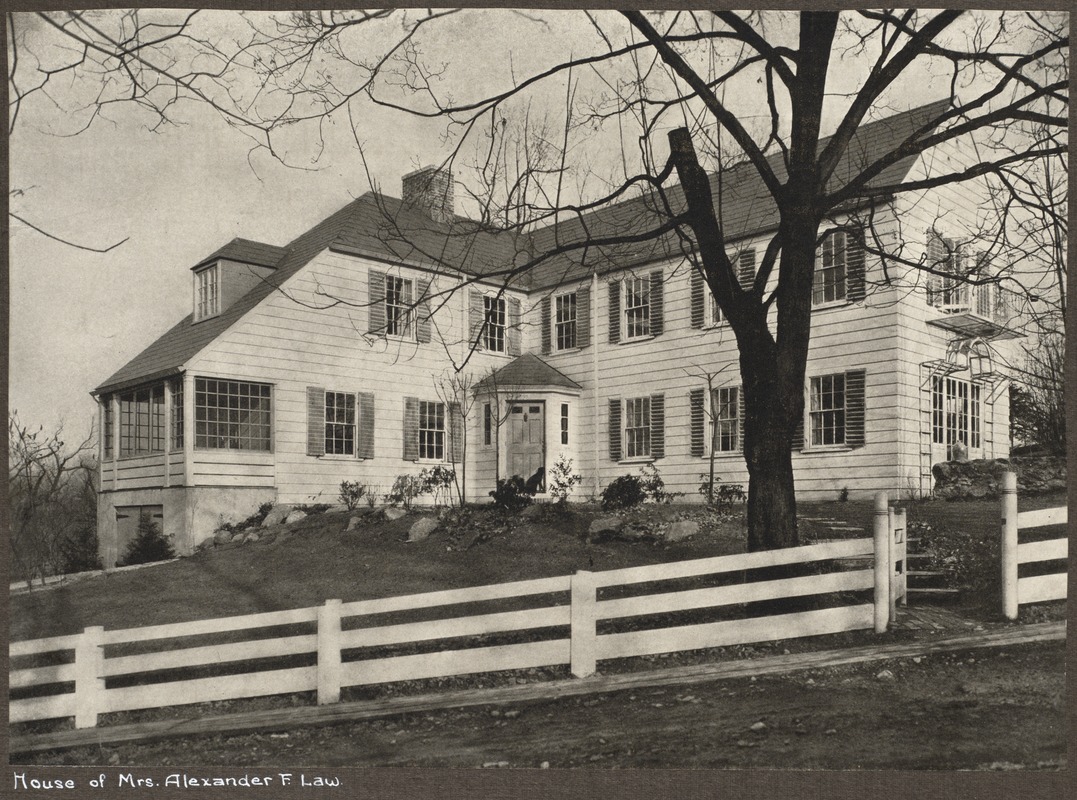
top-left (113, 455), bottom-right (167, 491)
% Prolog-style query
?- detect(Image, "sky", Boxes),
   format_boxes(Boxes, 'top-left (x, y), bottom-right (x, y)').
top-left (7, 8), bottom-right (1053, 441)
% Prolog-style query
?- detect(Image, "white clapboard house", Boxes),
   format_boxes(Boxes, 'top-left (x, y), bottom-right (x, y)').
top-left (93, 101), bottom-right (1024, 564)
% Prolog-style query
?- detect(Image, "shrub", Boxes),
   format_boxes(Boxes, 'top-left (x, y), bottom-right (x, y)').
top-left (639, 463), bottom-right (678, 503)
top-left (118, 520), bottom-right (175, 567)
top-left (339, 481), bottom-right (368, 511)
top-left (698, 475), bottom-right (745, 511)
top-left (293, 503), bottom-right (331, 515)
top-left (601, 474), bottom-right (647, 510)
top-left (489, 476), bottom-right (535, 512)
top-left (549, 456), bottom-right (582, 505)
top-left (386, 466), bottom-right (457, 509)
top-left (839, 486), bottom-right (850, 502)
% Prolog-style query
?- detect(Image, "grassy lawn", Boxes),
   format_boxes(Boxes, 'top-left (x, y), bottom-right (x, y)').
top-left (11, 491), bottom-right (1066, 642)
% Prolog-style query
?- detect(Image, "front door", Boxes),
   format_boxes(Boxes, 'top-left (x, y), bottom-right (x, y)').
top-left (507, 401), bottom-right (545, 491)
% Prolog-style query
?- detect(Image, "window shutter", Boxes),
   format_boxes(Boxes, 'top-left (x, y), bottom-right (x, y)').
top-left (791, 413), bottom-right (805, 452)
top-left (608, 280), bottom-right (621, 344)
top-left (738, 249), bottom-right (756, 290)
top-left (469, 291), bottom-right (485, 350)
top-left (846, 228), bottom-right (866, 302)
top-left (689, 388), bottom-right (705, 457)
top-left (650, 393), bottom-right (665, 459)
top-left (448, 401), bottom-right (464, 462)
top-left (540, 295), bottom-right (551, 354)
top-left (507, 297), bottom-right (522, 356)
top-left (357, 392), bottom-right (375, 459)
top-left (690, 272), bottom-right (705, 329)
top-left (608, 399), bottom-right (622, 461)
top-left (736, 386), bottom-right (745, 452)
top-left (306, 387), bottom-right (325, 457)
top-left (403, 397), bottom-right (419, 461)
top-left (416, 278), bottom-right (432, 343)
top-left (576, 284), bottom-right (591, 348)
top-left (368, 271), bottom-right (386, 336)
top-left (649, 270), bottom-right (664, 336)
top-left (845, 369), bottom-right (866, 448)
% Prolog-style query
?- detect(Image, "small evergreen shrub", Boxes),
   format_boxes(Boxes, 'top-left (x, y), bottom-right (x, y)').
top-left (339, 481), bottom-right (368, 511)
top-left (119, 520), bottom-right (175, 567)
top-left (489, 476), bottom-right (535, 512)
top-left (601, 474), bottom-right (647, 510)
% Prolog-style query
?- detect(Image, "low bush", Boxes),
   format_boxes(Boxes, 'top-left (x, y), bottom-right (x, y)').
top-left (489, 476), bottom-right (536, 512)
top-left (549, 456), bottom-right (582, 505)
top-left (601, 474), bottom-right (647, 510)
top-left (339, 481), bottom-right (368, 511)
top-left (387, 466), bottom-right (457, 509)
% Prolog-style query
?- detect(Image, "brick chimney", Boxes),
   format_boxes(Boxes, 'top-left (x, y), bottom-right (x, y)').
top-left (402, 166), bottom-right (454, 224)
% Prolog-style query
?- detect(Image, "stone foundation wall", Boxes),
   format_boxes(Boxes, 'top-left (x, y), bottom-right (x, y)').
top-left (932, 456), bottom-right (1067, 500)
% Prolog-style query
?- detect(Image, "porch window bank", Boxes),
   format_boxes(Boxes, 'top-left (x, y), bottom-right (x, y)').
top-left (194, 378), bottom-right (272, 451)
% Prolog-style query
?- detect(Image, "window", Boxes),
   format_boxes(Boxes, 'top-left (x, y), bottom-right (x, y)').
top-left (932, 377), bottom-right (982, 454)
top-left (102, 396), bottom-right (113, 459)
top-left (195, 264), bottom-right (220, 321)
top-left (195, 378), bottom-right (272, 451)
top-left (561, 403), bottom-right (569, 445)
top-left (624, 397), bottom-right (651, 458)
top-left (624, 277), bottom-right (651, 339)
top-left (705, 289), bottom-right (723, 326)
top-left (483, 403), bottom-right (493, 446)
top-left (809, 374), bottom-right (846, 446)
top-left (483, 296), bottom-right (506, 352)
top-left (813, 231), bottom-right (849, 306)
top-left (555, 293), bottom-right (577, 350)
top-left (325, 392), bottom-right (356, 455)
top-left (385, 275), bottom-right (414, 338)
top-left (418, 400), bottom-right (445, 460)
top-left (713, 387), bottom-right (739, 452)
top-left (170, 379), bottom-right (184, 450)
top-left (119, 384), bottom-right (165, 457)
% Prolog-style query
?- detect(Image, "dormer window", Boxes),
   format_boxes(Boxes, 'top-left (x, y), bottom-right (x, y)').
top-left (195, 264), bottom-right (220, 321)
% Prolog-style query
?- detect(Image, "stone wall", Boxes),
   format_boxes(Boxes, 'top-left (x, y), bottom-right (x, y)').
top-left (932, 456), bottom-right (1067, 500)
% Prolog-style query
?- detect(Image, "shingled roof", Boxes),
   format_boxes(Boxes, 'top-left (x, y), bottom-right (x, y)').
top-left (95, 100), bottom-right (949, 394)
top-left (475, 353), bottom-right (582, 391)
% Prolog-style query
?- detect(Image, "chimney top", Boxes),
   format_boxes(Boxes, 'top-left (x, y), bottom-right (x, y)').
top-left (402, 165), bottom-right (454, 224)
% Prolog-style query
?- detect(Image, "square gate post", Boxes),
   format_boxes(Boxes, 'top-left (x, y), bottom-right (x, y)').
top-left (1000, 472), bottom-right (1019, 620)
top-left (570, 570), bottom-right (597, 678)
top-left (873, 493), bottom-right (891, 633)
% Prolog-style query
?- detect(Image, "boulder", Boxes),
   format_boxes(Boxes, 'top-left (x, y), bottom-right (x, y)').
top-left (213, 529), bottom-right (236, 545)
top-left (345, 516), bottom-right (361, 532)
top-left (196, 538), bottom-right (216, 552)
top-left (244, 531), bottom-right (261, 543)
top-left (520, 503), bottom-right (545, 519)
top-left (384, 507), bottom-right (408, 521)
top-left (284, 509), bottom-right (308, 526)
top-left (588, 517), bottom-right (624, 539)
top-left (261, 504), bottom-right (293, 528)
top-left (408, 517), bottom-right (440, 542)
top-left (665, 520), bottom-right (700, 542)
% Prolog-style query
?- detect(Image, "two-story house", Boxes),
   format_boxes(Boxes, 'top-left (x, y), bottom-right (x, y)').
top-left (93, 101), bottom-right (1024, 565)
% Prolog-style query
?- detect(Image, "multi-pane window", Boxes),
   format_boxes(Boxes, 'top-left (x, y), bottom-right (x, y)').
top-left (195, 379), bottom-right (272, 451)
top-left (119, 385), bottom-right (165, 456)
top-left (624, 277), bottom-right (651, 339)
top-left (932, 377), bottom-right (982, 454)
top-left (555, 293), bottom-right (577, 350)
top-left (810, 374), bottom-right (846, 446)
top-left (195, 265), bottom-right (220, 320)
top-left (483, 403), bottom-right (493, 446)
top-left (483, 296), bottom-right (506, 352)
top-left (170, 378), bottom-right (184, 450)
top-left (103, 396), bottom-right (114, 459)
top-left (385, 275), bottom-right (414, 337)
top-left (325, 392), bottom-right (356, 455)
top-left (418, 400), bottom-right (446, 460)
top-left (561, 403), bottom-right (569, 445)
top-left (812, 231), bottom-right (848, 306)
top-left (713, 387), bottom-right (739, 452)
top-left (624, 397), bottom-right (651, 458)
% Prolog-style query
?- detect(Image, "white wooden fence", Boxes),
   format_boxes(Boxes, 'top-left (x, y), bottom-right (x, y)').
top-left (11, 527), bottom-right (900, 730)
top-left (1000, 472), bottom-right (1068, 619)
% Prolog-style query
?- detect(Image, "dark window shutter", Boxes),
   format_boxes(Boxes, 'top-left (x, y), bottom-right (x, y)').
top-left (650, 393), bottom-right (665, 459)
top-left (576, 284), bottom-right (591, 348)
top-left (690, 272), bottom-right (705, 329)
top-left (357, 392), bottom-right (375, 459)
top-left (469, 291), bottom-right (484, 350)
top-left (368, 271), bottom-right (386, 336)
top-left (540, 295), bottom-right (552, 355)
top-left (791, 408), bottom-right (805, 452)
top-left (608, 280), bottom-right (621, 344)
top-left (403, 397), bottom-right (419, 461)
top-left (689, 388), bottom-right (705, 457)
top-left (737, 386), bottom-right (745, 452)
top-left (507, 297), bottom-right (522, 356)
top-left (448, 401), bottom-right (464, 462)
top-left (845, 370), bottom-right (866, 448)
top-left (306, 387), bottom-right (325, 457)
top-left (649, 270), bottom-right (664, 336)
top-left (416, 278), bottom-right (432, 343)
top-left (846, 228), bottom-right (866, 302)
top-left (738, 249), bottom-right (756, 290)
top-left (608, 399), bottom-right (622, 461)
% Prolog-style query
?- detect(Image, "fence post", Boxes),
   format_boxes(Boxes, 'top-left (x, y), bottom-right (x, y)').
top-left (1001, 472), bottom-right (1019, 620)
top-left (74, 626), bottom-right (105, 729)
top-left (873, 492), bottom-right (890, 633)
top-left (895, 508), bottom-right (907, 607)
top-left (317, 599), bottom-right (342, 705)
top-left (570, 570), bottom-right (597, 678)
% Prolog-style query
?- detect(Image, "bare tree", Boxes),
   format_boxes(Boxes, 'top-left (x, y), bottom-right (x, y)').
top-left (434, 371), bottom-right (477, 505)
top-left (1009, 331), bottom-right (1066, 456)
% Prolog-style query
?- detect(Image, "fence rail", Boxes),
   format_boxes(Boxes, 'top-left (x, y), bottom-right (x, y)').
top-left (11, 518), bottom-right (906, 730)
top-left (1001, 471), bottom-right (1068, 619)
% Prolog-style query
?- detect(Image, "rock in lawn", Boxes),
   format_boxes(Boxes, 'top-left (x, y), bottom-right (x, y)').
top-left (244, 532), bottom-right (261, 543)
top-left (665, 520), bottom-right (700, 542)
top-left (408, 517), bottom-right (439, 542)
top-left (346, 516), bottom-right (360, 532)
top-left (588, 517), bottom-right (624, 539)
top-left (875, 669), bottom-right (895, 681)
top-left (750, 721), bottom-right (767, 732)
top-left (213, 529), bottom-right (235, 545)
top-left (284, 509), bottom-right (308, 526)
top-left (261, 504), bottom-right (292, 528)
top-left (384, 507), bottom-right (408, 522)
